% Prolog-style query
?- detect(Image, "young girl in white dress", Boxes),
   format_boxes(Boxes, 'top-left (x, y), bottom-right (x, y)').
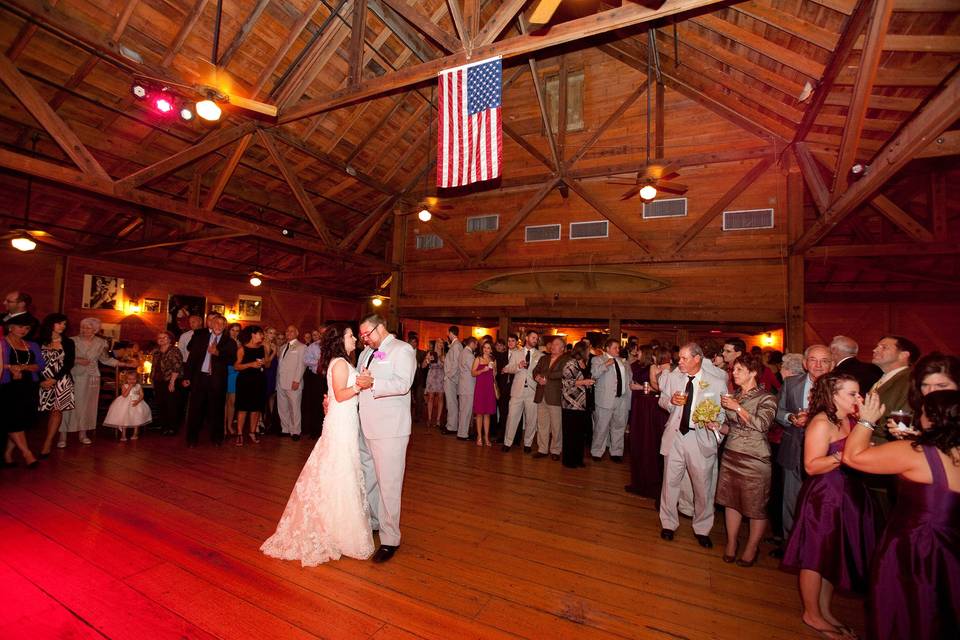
top-left (261, 323), bottom-right (374, 566)
top-left (103, 370), bottom-right (152, 441)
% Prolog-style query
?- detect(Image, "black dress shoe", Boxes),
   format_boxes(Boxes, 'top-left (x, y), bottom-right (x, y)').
top-left (660, 528), bottom-right (675, 541)
top-left (456, 436), bottom-right (470, 441)
top-left (695, 534), bottom-right (713, 549)
top-left (441, 429), bottom-right (456, 435)
top-left (550, 454), bottom-right (560, 461)
top-left (372, 545), bottom-right (398, 563)
top-left (501, 445), bottom-right (511, 452)
top-left (532, 451), bottom-right (546, 459)
top-left (610, 455), bottom-right (623, 463)
top-left (592, 455), bottom-right (602, 462)
top-left (523, 446), bottom-right (532, 453)
top-left (291, 434), bottom-right (301, 441)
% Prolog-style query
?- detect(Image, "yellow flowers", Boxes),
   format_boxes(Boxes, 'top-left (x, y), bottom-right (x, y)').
top-left (692, 398), bottom-right (721, 426)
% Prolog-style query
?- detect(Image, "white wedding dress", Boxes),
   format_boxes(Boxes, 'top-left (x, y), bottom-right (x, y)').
top-left (261, 358), bottom-right (374, 565)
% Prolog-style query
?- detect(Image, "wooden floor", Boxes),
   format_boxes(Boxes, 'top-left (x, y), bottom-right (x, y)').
top-left (1, 422), bottom-right (866, 639)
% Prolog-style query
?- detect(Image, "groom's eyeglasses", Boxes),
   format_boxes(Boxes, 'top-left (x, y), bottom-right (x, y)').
top-left (359, 324), bottom-right (380, 340)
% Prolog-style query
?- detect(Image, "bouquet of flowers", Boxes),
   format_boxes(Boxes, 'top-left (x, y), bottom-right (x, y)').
top-left (692, 398), bottom-right (721, 427)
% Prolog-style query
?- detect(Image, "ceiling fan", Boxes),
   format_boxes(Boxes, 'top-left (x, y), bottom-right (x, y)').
top-left (398, 196), bottom-right (452, 221)
top-left (608, 162), bottom-right (688, 200)
top-left (2, 137), bottom-right (71, 251)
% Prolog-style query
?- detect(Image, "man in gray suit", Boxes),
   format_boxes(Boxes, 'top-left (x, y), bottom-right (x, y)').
top-left (501, 330), bottom-right (542, 452)
top-left (443, 326), bottom-right (463, 435)
top-left (658, 342), bottom-right (728, 547)
top-left (590, 338), bottom-right (630, 462)
top-left (456, 337), bottom-right (478, 439)
top-left (776, 344), bottom-right (833, 538)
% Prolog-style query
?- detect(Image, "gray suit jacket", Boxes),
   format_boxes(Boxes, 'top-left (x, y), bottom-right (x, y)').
top-left (502, 347), bottom-right (541, 397)
top-left (357, 334), bottom-right (417, 439)
top-left (658, 366), bottom-right (727, 457)
top-left (458, 347), bottom-right (476, 395)
top-left (445, 338), bottom-right (463, 384)
top-left (775, 374), bottom-right (809, 472)
top-left (590, 355), bottom-right (630, 410)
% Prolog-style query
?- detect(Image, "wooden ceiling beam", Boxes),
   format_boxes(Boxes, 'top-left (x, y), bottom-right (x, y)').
top-left (806, 241), bottom-right (960, 258)
top-left (671, 156), bottom-right (775, 253)
top-left (832, 0), bottom-right (893, 195)
top-left (869, 194), bottom-right (934, 242)
top-left (48, 55), bottom-right (99, 112)
top-left (446, 0), bottom-right (469, 49)
top-left (0, 53), bottom-right (111, 182)
top-left (217, 0), bottom-right (271, 69)
top-left (271, 128), bottom-right (395, 195)
top-left (381, 121), bottom-right (431, 184)
top-left (203, 133), bottom-right (254, 210)
top-left (794, 142), bottom-right (830, 214)
top-left (6, 17), bottom-right (38, 61)
top-left (477, 177), bottom-right (561, 262)
top-left (565, 180), bottom-right (653, 254)
top-left (115, 122), bottom-right (257, 190)
top-left (251, 0), bottom-right (327, 97)
top-left (794, 0), bottom-right (873, 144)
top-left (563, 81), bottom-right (647, 172)
top-left (792, 67), bottom-right (960, 253)
top-left (340, 196), bottom-right (396, 249)
top-left (853, 34), bottom-right (960, 53)
top-left (369, 101), bottom-right (429, 173)
top-left (368, 0), bottom-right (438, 61)
top-left (98, 229), bottom-right (249, 255)
top-left (160, 0), bottom-right (209, 68)
top-left (256, 129), bottom-right (334, 246)
top-left (278, 0), bottom-right (729, 124)
top-left (474, 0), bottom-right (527, 47)
top-left (731, 1), bottom-right (839, 51)
top-left (344, 94), bottom-right (406, 164)
top-left (915, 130), bottom-right (960, 159)
top-left (503, 123), bottom-right (556, 172)
top-left (379, 0), bottom-right (462, 53)
top-left (835, 67), bottom-right (945, 87)
top-left (464, 0), bottom-right (480, 44)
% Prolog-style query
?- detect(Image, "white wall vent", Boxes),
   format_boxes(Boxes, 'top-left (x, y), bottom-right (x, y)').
top-left (642, 197), bottom-right (687, 219)
top-left (723, 208), bottom-right (775, 231)
top-left (569, 220), bottom-right (609, 239)
top-left (466, 214), bottom-right (499, 233)
top-left (415, 233), bottom-right (443, 249)
top-left (524, 224), bottom-right (561, 242)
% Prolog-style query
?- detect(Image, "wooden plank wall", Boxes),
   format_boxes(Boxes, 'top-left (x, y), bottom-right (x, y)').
top-left (805, 302), bottom-right (960, 355)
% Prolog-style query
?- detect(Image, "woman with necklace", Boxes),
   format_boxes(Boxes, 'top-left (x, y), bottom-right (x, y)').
top-left (61, 317), bottom-right (132, 448)
top-left (782, 371), bottom-right (881, 639)
top-left (1, 315), bottom-right (44, 467)
top-left (37, 313), bottom-right (76, 457)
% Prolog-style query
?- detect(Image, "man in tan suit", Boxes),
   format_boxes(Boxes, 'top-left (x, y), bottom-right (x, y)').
top-left (276, 325), bottom-right (306, 440)
top-left (501, 330), bottom-right (542, 453)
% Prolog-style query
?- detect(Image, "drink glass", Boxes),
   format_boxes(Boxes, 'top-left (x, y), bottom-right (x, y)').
top-left (889, 409), bottom-right (915, 436)
top-left (676, 392), bottom-right (688, 405)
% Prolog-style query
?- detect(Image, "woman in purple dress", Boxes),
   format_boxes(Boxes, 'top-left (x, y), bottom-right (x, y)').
top-left (843, 389), bottom-right (960, 640)
top-left (625, 346), bottom-right (669, 498)
top-left (472, 341), bottom-right (497, 447)
top-left (782, 372), bottom-right (880, 639)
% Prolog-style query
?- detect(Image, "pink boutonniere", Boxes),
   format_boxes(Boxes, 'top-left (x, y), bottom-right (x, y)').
top-left (373, 351), bottom-right (386, 361)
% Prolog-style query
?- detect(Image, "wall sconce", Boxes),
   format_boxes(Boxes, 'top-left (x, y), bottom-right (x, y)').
top-left (127, 297), bottom-right (142, 314)
top-left (761, 332), bottom-right (775, 347)
top-left (225, 309), bottom-right (239, 322)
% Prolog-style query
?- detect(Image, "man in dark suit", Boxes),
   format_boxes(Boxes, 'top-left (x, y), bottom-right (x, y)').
top-left (183, 314), bottom-right (237, 447)
top-left (830, 335), bottom-right (882, 395)
top-left (869, 335), bottom-right (920, 444)
top-left (775, 344), bottom-right (833, 541)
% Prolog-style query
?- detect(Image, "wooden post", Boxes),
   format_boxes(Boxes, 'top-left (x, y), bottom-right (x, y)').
top-left (786, 165), bottom-right (805, 353)
top-left (499, 314), bottom-right (510, 341)
top-left (388, 215), bottom-right (405, 332)
top-left (53, 254), bottom-right (68, 312)
top-left (609, 316), bottom-right (621, 345)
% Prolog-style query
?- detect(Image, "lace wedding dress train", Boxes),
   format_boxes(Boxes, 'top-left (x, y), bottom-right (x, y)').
top-left (261, 358), bottom-right (374, 566)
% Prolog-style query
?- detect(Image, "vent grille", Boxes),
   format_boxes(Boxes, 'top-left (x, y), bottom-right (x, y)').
top-left (524, 224), bottom-right (561, 242)
top-left (723, 208), bottom-right (775, 231)
top-left (415, 233), bottom-right (443, 250)
top-left (569, 220), bottom-right (609, 239)
top-left (466, 214), bottom-right (499, 233)
top-left (642, 197), bottom-right (687, 219)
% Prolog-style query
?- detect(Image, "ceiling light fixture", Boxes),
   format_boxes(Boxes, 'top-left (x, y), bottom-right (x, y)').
top-left (639, 185), bottom-right (657, 201)
top-left (196, 98), bottom-right (222, 122)
top-left (249, 271), bottom-right (263, 287)
top-left (417, 209), bottom-right (432, 222)
top-left (131, 83), bottom-right (148, 99)
top-left (371, 296), bottom-right (383, 307)
top-left (10, 234), bottom-right (36, 252)
top-left (179, 105), bottom-right (194, 121)
top-left (850, 163), bottom-right (868, 180)
top-left (154, 96), bottom-right (174, 113)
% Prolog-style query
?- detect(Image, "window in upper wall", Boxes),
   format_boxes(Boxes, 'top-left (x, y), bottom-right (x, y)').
top-left (544, 70), bottom-right (585, 134)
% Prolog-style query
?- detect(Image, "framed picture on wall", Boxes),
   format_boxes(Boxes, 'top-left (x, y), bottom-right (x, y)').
top-left (81, 274), bottom-right (124, 310)
top-left (209, 303), bottom-right (226, 316)
top-left (100, 322), bottom-right (121, 343)
top-left (237, 295), bottom-right (262, 321)
top-left (142, 298), bottom-right (162, 314)
top-left (167, 294), bottom-right (206, 335)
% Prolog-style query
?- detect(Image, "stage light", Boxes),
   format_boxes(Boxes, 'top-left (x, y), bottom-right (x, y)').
top-left (131, 83), bottom-right (147, 99)
top-left (639, 185), bottom-right (657, 201)
top-left (196, 99), bottom-right (222, 122)
top-left (249, 272), bottom-right (263, 287)
top-left (371, 296), bottom-right (383, 307)
top-left (154, 96), bottom-right (174, 113)
top-left (417, 209), bottom-right (432, 222)
top-left (11, 234), bottom-right (36, 252)
top-left (179, 106), bottom-right (194, 121)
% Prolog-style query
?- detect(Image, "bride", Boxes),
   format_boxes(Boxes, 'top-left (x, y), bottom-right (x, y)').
top-left (260, 324), bottom-right (374, 565)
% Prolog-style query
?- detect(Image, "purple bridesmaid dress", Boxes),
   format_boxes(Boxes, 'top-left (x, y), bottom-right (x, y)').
top-left (868, 444), bottom-right (960, 640)
top-left (782, 438), bottom-right (881, 592)
top-left (472, 365), bottom-right (497, 416)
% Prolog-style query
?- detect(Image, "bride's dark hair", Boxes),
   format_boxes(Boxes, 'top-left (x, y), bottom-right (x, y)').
top-left (318, 323), bottom-right (355, 376)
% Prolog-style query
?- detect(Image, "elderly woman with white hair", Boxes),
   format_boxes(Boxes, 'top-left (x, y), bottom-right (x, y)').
top-left (60, 317), bottom-right (133, 448)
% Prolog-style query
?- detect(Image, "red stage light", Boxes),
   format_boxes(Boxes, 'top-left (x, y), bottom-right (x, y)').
top-left (155, 97), bottom-right (174, 113)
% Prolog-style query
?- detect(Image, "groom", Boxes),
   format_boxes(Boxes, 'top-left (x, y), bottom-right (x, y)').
top-left (355, 314), bottom-right (417, 563)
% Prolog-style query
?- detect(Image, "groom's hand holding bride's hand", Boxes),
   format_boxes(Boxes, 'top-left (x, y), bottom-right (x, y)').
top-left (356, 371), bottom-right (374, 389)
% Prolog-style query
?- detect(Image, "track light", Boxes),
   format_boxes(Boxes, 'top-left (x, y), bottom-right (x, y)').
top-left (131, 83), bottom-right (147, 99)
top-left (639, 185), bottom-right (658, 201)
top-left (179, 105), bottom-right (194, 121)
top-left (154, 96), bottom-right (174, 113)
top-left (11, 234), bottom-right (36, 252)
top-left (249, 271), bottom-right (263, 287)
top-left (417, 209), bottom-right (432, 222)
top-left (196, 99), bottom-right (222, 122)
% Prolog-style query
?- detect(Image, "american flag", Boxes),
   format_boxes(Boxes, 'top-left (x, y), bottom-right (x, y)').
top-left (437, 56), bottom-right (502, 188)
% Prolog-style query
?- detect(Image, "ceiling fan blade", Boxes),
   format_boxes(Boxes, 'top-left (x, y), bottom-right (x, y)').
top-left (227, 93), bottom-right (278, 117)
top-left (656, 180), bottom-right (688, 194)
top-left (647, 161), bottom-right (680, 180)
top-left (26, 230), bottom-right (73, 250)
top-left (620, 185), bottom-right (642, 200)
top-left (529, 0), bottom-right (563, 25)
top-left (433, 212), bottom-right (451, 220)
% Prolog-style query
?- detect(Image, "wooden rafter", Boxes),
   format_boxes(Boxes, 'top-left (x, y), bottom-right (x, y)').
top-left (869, 194), bottom-right (934, 242)
top-left (565, 180), bottom-right (653, 254)
top-left (160, 0), bottom-right (209, 68)
top-left (369, 102), bottom-right (428, 173)
top-left (792, 67), bottom-right (960, 253)
top-left (203, 133), bottom-right (253, 210)
top-left (0, 54), bottom-right (111, 181)
top-left (832, 0), bottom-right (893, 194)
top-left (671, 156), bottom-right (775, 253)
top-left (474, 0), bottom-right (527, 47)
top-left (116, 122), bottom-right (257, 191)
top-left (379, 0), bottom-right (462, 53)
top-left (794, 142), bottom-right (830, 213)
top-left (279, 0), bottom-right (728, 124)
top-left (272, 129), bottom-right (395, 195)
top-left (368, 0), bottom-right (438, 61)
top-left (98, 229), bottom-right (249, 255)
top-left (251, 0), bottom-right (326, 97)
top-left (563, 82), bottom-right (648, 171)
top-left (345, 95), bottom-right (406, 165)
top-left (48, 55), bottom-right (98, 112)
top-left (446, 0), bottom-right (469, 49)
top-left (256, 129), bottom-right (334, 246)
top-left (349, 0), bottom-right (368, 86)
top-left (477, 177), bottom-right (561, 262)
top-left (339, 197), bottom-right (396, 250)
top-left (503, 124), bottom-right (556, 173)
top-left (217, 0), bottom-right (271, 68)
